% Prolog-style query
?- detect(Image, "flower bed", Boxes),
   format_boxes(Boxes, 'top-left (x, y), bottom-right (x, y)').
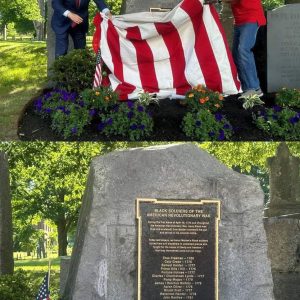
top-left (253, 88), bottom-right (300, 140)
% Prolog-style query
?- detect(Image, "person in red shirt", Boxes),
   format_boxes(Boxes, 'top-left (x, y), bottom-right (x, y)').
top-left (230, 0), bottom-right (266, 98)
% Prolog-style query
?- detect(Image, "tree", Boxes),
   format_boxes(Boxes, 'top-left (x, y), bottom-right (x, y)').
top-left (0, 152), bottom-right (14, 275)
top-left (0, 0), bottom-right (44, 39)
top-left (200, 142), bottom-right (300, 171)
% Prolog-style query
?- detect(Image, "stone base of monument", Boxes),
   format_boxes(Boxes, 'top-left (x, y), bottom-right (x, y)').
top-left (63, 143), bottom-right (274, 300)
top-left (264, 218), bottom-right (300, 272)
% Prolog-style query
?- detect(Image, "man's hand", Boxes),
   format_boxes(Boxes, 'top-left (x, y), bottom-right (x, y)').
top-left (67, 12), bottom-right (83, 24)
top-left (106, 12), bottom-right (113, 20)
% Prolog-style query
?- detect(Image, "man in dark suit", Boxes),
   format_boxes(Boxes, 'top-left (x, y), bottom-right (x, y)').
top-left (51, 0), bottom-right (111, 57)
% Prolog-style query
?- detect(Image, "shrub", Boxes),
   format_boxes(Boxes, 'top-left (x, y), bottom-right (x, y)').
top-left (0, 270), bottom-right (35, 300)
top-left (50, 48), bottom-right (96, 93)
top-left (35, 89), bottom-right (92, 138)
top-left (97, 100), bottom-right (154, 141)
top-left (275, 88), bottom-right (300, 109)
top-left (254, 105), bottom-right (300, 140)
top-left (242, 94), bottom-right (265, 110)
top-left (262, 0), bottom-right (284, 10)
top-left (185, 85), bottom-right (224, 113)
top-left (80, 87), bottom-right (118, 111)
top-left (182, 110), bottom-right (233, 141)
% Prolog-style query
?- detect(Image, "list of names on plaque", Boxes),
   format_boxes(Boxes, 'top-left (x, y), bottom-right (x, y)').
top-left (137, 199), bottom-right (220, 300)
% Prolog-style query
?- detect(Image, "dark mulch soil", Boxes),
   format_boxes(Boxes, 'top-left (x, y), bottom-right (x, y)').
top-left (18, 93), bottom-right (282, 141)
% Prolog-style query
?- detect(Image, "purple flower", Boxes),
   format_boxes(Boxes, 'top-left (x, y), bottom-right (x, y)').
top-left (89, 109), bottom-right (96, 117)
top-left (289, 116), bottom-right (300, 125)
top-left (69, 93), bottom-right (77, 103)
top-left (218, 129), bottom-right (225, 141)
top-left (223, 124), bottom-right (231, 130)
top-left (273, 105), bottom-right (282, 112)
top-left (215, 113), bottom-right (223, 122)
top-left (97, 122), bottom-right (106, 131)
top-left (127, 111), bottom-right (134, 119)
top-left (209, 131), bottom-right (215, 137)
top-left (65, 110), bottom-right (71, 115)
top-left (127, 100), bottom-right (134, 109)
top-left (79, 101), bottom-right (85, 107)
top-left (139, 124), bottom-right (145, 130)
top-left (35, 99), bottom-right (43, 111)
top-left (130, 124), bottom-right (138, 130)
top-left (106, 118), bottom-right (113, 125)
top-left (258, 110), bottom-right (266, 117)
top-left (45, 108), bottom-right (52, 114)
top-left (56, 105), bottom-right (66, 112)
top-left (196, 121), bottom-right (202, 127)
top-left (112, 104), bottom-right (119, 112)
top-left (71, 127), bottom-right (77, 134)
top-left (137, 105), bottom-right (144, 112)
top-left (44, 92), bottom-right (52, 100)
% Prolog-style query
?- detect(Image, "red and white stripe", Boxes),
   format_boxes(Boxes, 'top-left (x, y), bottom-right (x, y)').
top-left (93, 61), bottom-right (103, 88)
top-left (93, 0), bottom-right (241, 100)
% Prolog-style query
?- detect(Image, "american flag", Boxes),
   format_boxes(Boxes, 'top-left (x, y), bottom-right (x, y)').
top-left (93, 49), bottom-right (103, 89)
top-left (92, 0), bottom-right (241, 100)
top-left (35, 272), bottom-right (51, 300)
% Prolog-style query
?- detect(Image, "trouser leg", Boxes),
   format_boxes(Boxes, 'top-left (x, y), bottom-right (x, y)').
top-left (69, 25), bottom-right (87, 50)
top-left (55, 31), bottom-right (69, 58)
top-left (232, 23), bottom-right (260, 91)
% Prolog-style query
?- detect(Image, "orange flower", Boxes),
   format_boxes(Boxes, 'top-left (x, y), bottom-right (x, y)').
top-left (95, 91), bottom-right (100, 96)
top-left (215, 104), bottom-right (220, 108)
top-left (218, 95), bottom-right (224, 101)
top-left (105, 96), bottom-right (110, 101)
top-left (199, 98), bottom-right (206, 104)
top-left (188, 93), bottom-right (194, 98)
top-left (205, 96), bottom-right (209, 101)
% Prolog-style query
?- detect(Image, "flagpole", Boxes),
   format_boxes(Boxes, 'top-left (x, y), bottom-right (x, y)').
top-left (48, 259), bottom-right (51, 288)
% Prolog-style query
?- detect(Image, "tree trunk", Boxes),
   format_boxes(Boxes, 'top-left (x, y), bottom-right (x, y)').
top-left (57, 217), bottom-right (68, 256)
top-left (34, 0), bottom-right (46, 41)
top-left (4, 24), bottom-right (7, 41)
top-left (33, 20), bottom-right (45, 41)
top-left (0, 153), bottom-right (14, 275)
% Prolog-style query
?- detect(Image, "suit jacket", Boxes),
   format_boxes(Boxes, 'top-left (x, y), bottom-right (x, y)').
top-left (51, 0), bottom-right (108, 34)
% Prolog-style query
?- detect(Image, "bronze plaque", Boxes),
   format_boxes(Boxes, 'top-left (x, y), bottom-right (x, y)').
top-left (136, 199), bottom-right (220, 300)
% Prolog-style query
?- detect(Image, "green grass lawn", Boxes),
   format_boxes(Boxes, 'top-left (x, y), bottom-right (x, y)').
top-left (15, 256), bottom-right (61, 299)
top-left (0, 41), bottom-right (47, 140)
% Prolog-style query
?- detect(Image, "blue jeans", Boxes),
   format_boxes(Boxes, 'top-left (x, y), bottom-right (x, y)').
top-left (232, 23), bottom-right (260, 92)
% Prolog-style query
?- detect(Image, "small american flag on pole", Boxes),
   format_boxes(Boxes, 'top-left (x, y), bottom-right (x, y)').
top-left (93, 49), bottom-right (103, 89)
top-left (35, 272), bottom-right (51, 300)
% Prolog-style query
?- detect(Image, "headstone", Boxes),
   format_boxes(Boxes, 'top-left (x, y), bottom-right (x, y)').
top-left (121, 0), bottom-right (181, 14)
top-left (263, 143), bottom-right (300, 299)
top-left (267, 4), bottom-right (300, 92)
top-left (63, 143), bottom-right (274, 300)
top-left (0, 152), bottom-right (14, 275)
top-left (264, 218), bottom-right (300, 272)
top-left (264, 143), bottom-right (300, 218)
top-left (285, 0), bottom-right (300, 4)
top-left (60, 256), bottom-right (71, 296)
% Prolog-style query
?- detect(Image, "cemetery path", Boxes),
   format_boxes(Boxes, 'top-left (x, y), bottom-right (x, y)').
top-left (17, 94), bottom-right (280, 141)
